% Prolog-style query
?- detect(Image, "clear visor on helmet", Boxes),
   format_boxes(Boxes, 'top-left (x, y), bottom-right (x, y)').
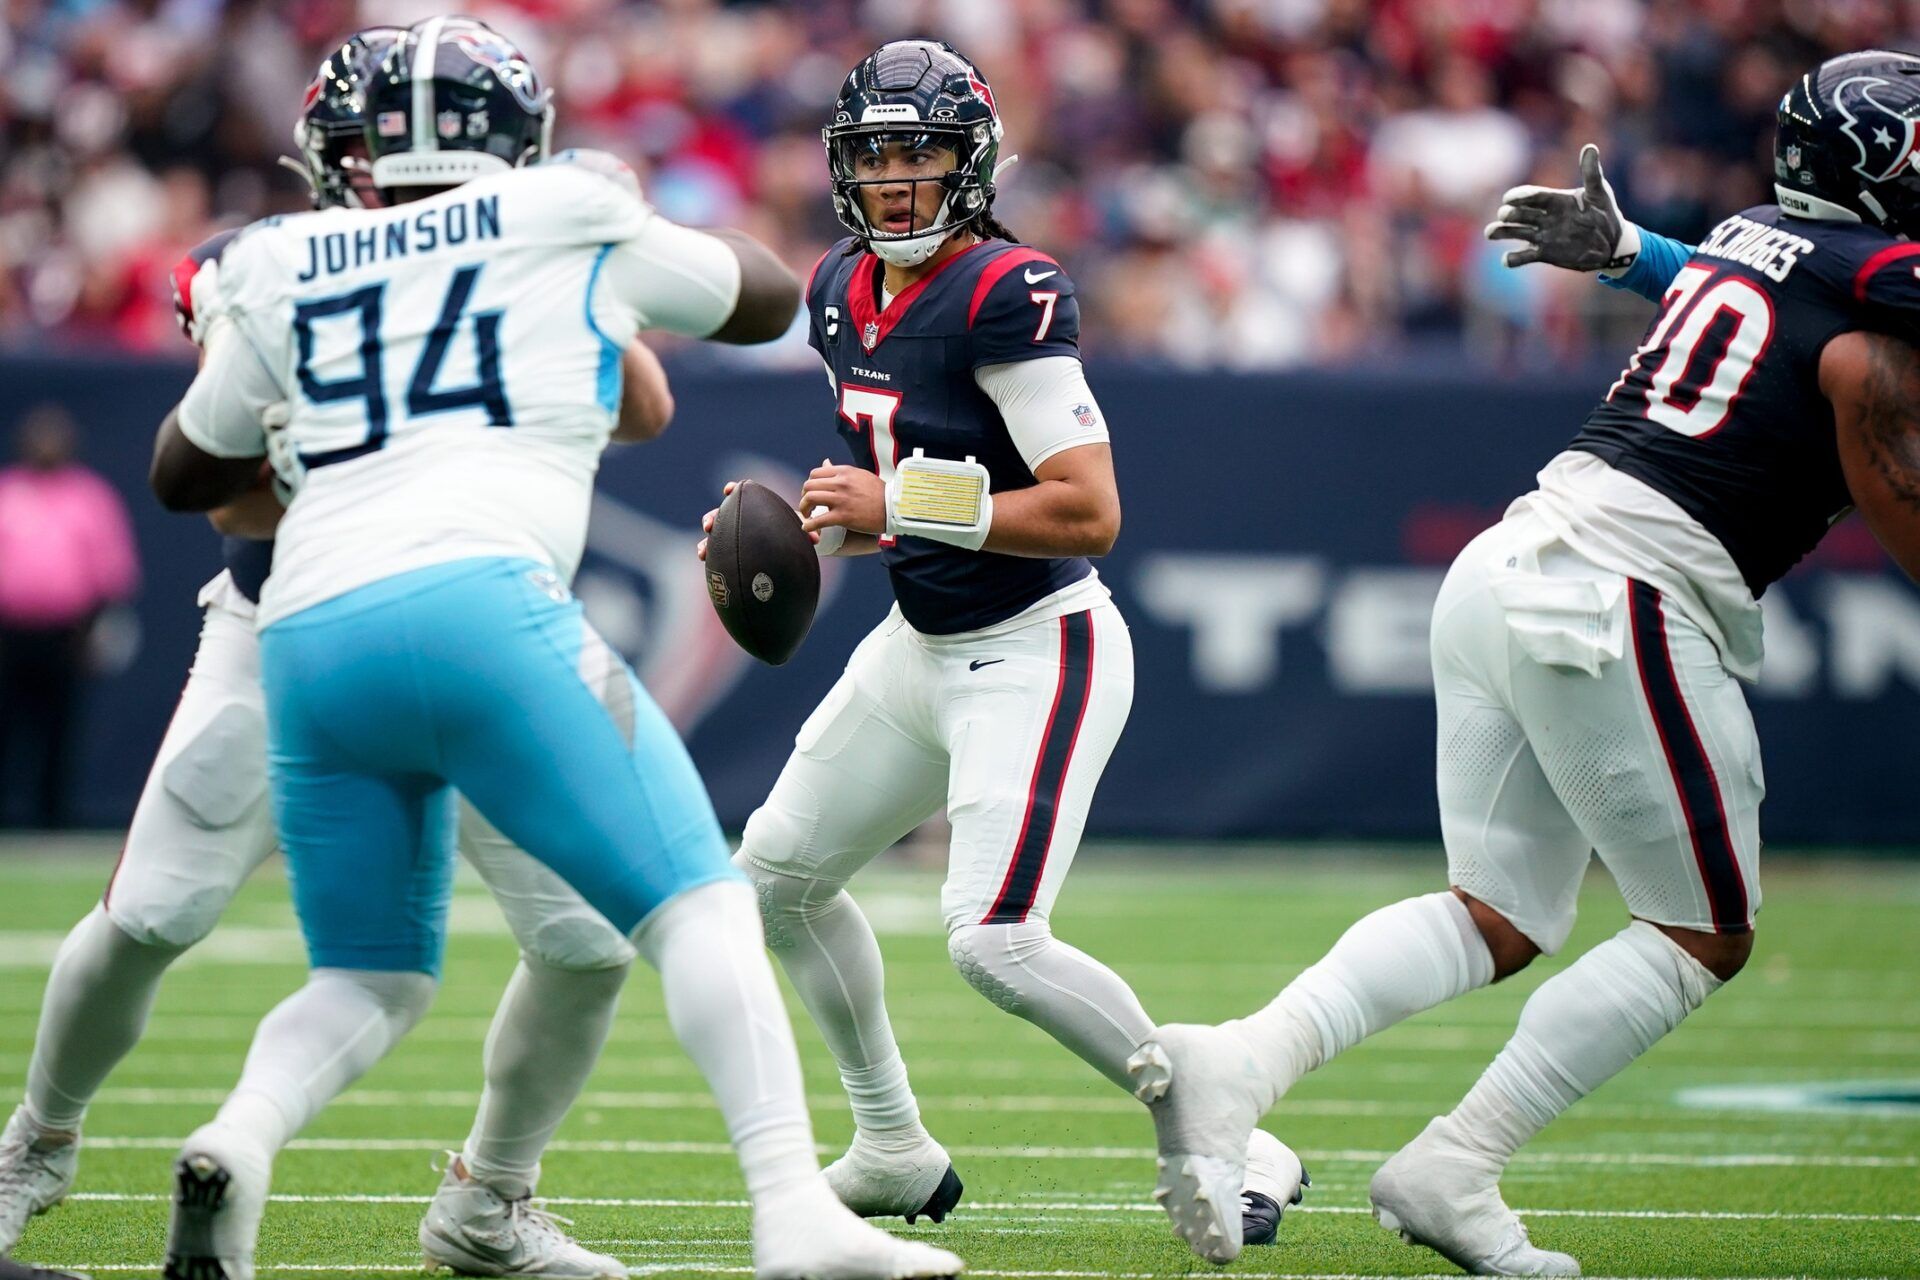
top-left (828, 126), bottom-right (969, 239)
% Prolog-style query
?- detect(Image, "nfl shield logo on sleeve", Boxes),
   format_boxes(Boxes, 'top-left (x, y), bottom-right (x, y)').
top-left (1074, 403), bottom-right (1097, 427)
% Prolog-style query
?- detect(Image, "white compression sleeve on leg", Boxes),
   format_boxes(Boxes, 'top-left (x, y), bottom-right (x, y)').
top-left (1447, 920), bottom-right (1721, 1163)
top-left (741, 857), bottom-right (924, 1138)
top-left (212, 968), bottom-right (436, 1156)
top-left (462, 956), bottom-right (629, 1198)
top-left (1227, 891), bottom-right (1495, 1094)
top-left (634, 880), bottom-right (819, 1203)
top-left (25, 907), bottom-right (187, 1131)
top-left (948, 921), bottom-right (1155, 1091)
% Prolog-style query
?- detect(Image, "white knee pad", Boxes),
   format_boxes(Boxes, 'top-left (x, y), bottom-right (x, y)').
top-left (102, 894), bottom-right (207, 952)
top-left (948, 922), bottom-right (1046, 1016)
top-left (733, 850), bottom-right (842, 954)
top-left (511, 912), bottom-right (637, 973)
top-left (737, 796), bottom-right (820, 883)
top-left (316, 967), bottom-right (439, 1039)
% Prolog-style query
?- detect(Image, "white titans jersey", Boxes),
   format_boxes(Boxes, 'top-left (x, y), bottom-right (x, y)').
top-left (177, 151), bottom-right (742, 627)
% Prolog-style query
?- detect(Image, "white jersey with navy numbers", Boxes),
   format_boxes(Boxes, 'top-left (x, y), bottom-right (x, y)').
top-left (176, 151), bottom-right (742, 627)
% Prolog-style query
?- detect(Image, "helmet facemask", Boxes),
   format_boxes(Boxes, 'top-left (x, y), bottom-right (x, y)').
top-left (286, 29), bottom-right (405, 209)
top-left (827, 118), bottom-right (998, 267)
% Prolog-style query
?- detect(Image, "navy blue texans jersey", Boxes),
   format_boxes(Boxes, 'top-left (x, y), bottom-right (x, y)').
top-left (806, 237), bottom-right (1092, 635)
top-left (1573, 205), bottom-right (1920, 594)
top-left (173, 228), bottom-right (273, 605)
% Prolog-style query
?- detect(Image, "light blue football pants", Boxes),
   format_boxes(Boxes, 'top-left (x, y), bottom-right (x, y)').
top-left (258, 556), bottom-right (736, 975)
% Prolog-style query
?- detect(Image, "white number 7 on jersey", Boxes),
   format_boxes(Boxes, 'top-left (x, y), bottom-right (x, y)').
top-left (1030, 290), bottom-right (1059, 342)
top-left (838, 382), bottom-right (903, 480)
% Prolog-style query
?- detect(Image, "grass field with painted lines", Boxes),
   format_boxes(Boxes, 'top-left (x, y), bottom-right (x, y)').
top-left (2, 838), bottom-right (1916, 1279)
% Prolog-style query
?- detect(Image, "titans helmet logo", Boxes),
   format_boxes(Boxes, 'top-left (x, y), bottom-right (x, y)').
top-left (1834, 75), bottom-right (1920, 183)
top-left (448, 26), bottom-right (548, 114)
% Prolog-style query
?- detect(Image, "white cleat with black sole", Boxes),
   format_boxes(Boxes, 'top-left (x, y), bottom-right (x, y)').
top-left (0, 1108), bottom-right (78, 1254)
top-left (420, 1156), bottom-right (627, 1278)
top-left (753, 1176), bottom-right (964, 1280)
top-left (1369, 1117), bottom-right (1580, 1277)
top-left (162, 1124), bottom-right (272, 1280)
top-left (824, 1131), bottom-right (964, 1225)
top-left (1127, 1024), bottom-right (1274, 1265)
top-left (1239, 1128), bottom-right (1310, 1247)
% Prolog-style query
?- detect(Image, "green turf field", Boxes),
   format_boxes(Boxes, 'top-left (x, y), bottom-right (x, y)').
top-left (1, 838), bottom-right (1915, 1279)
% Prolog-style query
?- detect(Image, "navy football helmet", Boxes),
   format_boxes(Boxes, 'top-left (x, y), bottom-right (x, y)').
top-left (1776, 50), bottom-right (1920, 237)
top-left (361, 16), bottom-right (552, 199)
top-left (825, 39), bottom-right (1005, 267)
top-left (289, 27), bottom-right (404, 209)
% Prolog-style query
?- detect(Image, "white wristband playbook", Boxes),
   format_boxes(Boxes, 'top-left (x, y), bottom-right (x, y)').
top-left (885, 450), bottom-right (994, 550)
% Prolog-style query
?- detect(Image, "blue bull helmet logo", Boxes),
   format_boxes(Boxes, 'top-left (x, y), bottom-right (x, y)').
top-left (1835, 75), bottom-right (1920, 184)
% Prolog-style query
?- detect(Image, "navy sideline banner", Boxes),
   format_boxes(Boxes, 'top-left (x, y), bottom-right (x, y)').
top-left (3, 356), bottom-right (1914, 844)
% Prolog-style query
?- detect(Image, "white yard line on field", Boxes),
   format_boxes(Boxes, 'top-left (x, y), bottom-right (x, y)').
top-left (74, 1134), bottom-right (1920, 1169)
top-left (59, 1191), bottom-right (1920, 1223)
top-left (82, 1085), bottom-right (1920, 1122)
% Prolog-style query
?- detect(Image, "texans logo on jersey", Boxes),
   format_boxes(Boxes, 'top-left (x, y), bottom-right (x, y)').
top-left (1834, 75), bottom-right (1920, 183)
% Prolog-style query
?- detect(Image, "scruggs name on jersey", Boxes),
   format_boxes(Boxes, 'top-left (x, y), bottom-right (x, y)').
top-left (1572, 204), bottom-right (1920, 596)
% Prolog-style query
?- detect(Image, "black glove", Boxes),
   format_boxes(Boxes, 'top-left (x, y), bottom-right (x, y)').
top-left (1485, 144), bottom-right (1641, 271)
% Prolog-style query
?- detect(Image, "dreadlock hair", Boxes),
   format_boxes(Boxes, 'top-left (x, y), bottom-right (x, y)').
top-left (842, 203), bottom-right (1020, 256)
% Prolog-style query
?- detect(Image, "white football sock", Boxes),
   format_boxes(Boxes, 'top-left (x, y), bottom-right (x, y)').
top-left (949, 921), bottom-right (1155, 1091)
top-left (634, 880), bottom-right (819, 1203)
top-left (211, 968), bottom-right (436, 1157)
top-left (1446, 920), bottom-right (1721, 1165)
top-left (740, 858), bottom-right (924, 1138)
top-left (1227, 892), bottom-right (1494, 1098)
top-left (24, 907), bottom-right (186, 1132)
top-left (461, 956), bottom-right (629, 1198)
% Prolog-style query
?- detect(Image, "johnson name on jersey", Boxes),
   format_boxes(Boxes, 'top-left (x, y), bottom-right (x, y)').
top-left (1572, 203), bottom-right (1920, 596)
top-left (175, 151), bottom-right (742, 627)
top-left (807, 236), bottom-right (1104, 634)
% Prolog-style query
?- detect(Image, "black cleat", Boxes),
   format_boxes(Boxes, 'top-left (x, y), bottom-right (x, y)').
top-left (1241, 1162), bottom-right (1309, 1246)
top-left (163, 1154), bottom-right (233, 1280)
top-left (905, 1165), bottom-right (964, 1225)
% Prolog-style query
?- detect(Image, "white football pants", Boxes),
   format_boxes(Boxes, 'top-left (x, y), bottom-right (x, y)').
top-left (740, 598), bottom-right (1133, 929)
top-left (1433, 512), bottom-right (1763, 954)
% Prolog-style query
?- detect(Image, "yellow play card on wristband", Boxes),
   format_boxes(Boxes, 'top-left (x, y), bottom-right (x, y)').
top-left (893, 452), bottom-right (989, 528)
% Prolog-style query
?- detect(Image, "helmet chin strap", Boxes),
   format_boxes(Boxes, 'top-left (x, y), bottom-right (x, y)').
top-left (865, 193), bottom-right (966, 267)
top-left (1776, 184), bottom-right (1865, 223)
top-left (870, 226), bottom-right (956, 268)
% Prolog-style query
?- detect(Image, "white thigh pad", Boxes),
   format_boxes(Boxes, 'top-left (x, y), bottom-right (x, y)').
top-left (160, 699), bottom-right (268, 829)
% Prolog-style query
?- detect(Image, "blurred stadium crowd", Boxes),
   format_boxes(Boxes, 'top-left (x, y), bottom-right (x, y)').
top-left (1, 0), bottom-right (1912, 367)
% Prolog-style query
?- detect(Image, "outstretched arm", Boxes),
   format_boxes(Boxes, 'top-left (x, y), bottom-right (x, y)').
top-left (704, 229), bottom-right (802, 345)
top-left (151, 409), bottom-right (263, 512)
top-left (1825, 329), bottom-right (1920, 582)
top-left (611, 338), bottom-right (675, 442)
top-left (1485, 144), bottom-right (1695, 302)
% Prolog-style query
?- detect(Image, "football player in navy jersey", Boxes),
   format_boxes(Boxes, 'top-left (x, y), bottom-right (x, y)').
top-left (0, 32), bottom-right (677, 1279)
top-left (1131, 50), bottom-right (1920, 1274)
top-left (700, 38), bottom-right (1306, 1232)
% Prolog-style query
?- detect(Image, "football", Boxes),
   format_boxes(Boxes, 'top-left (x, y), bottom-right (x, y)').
top-left (704, 480), bottom-right (821, 666)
